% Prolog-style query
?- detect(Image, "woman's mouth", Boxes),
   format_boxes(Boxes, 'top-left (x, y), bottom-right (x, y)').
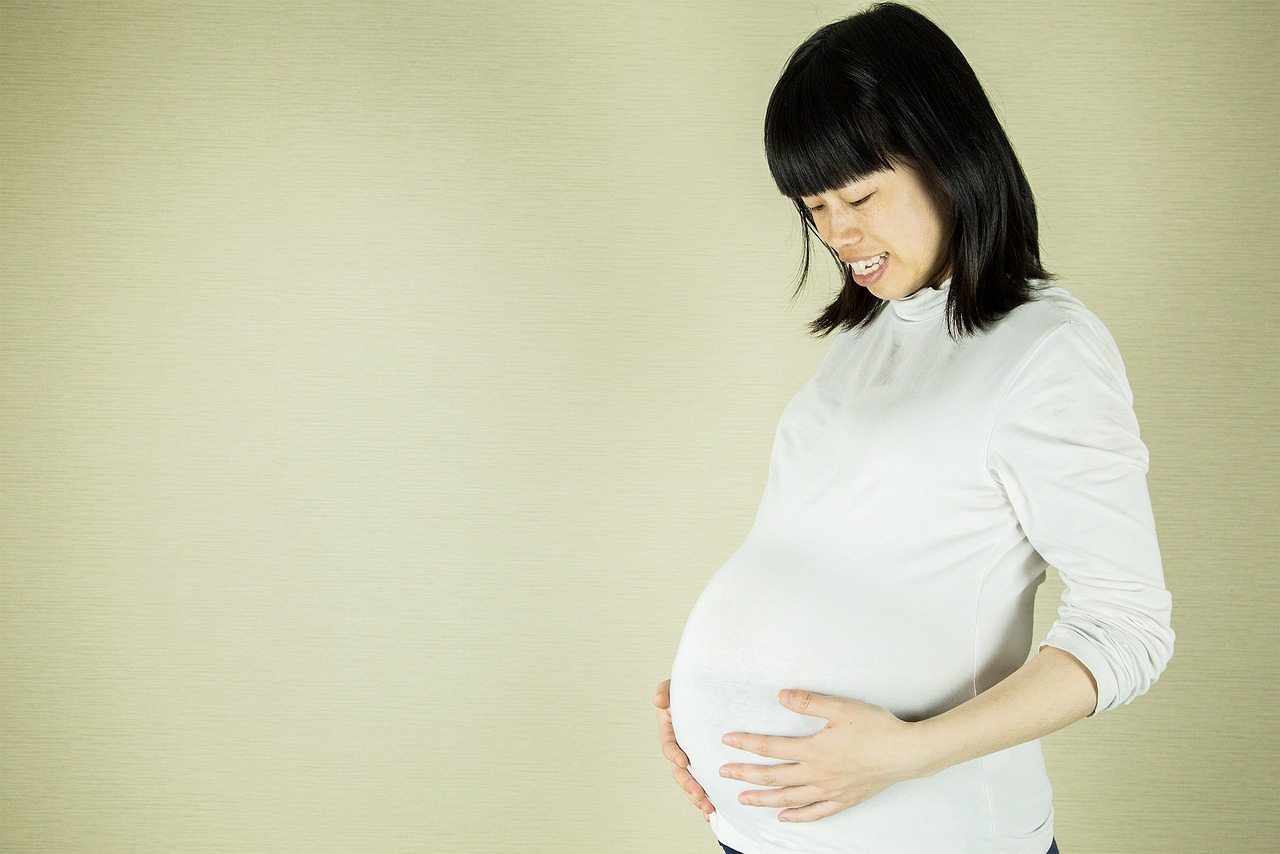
top-left (849, 252), bottom-right (888, 276)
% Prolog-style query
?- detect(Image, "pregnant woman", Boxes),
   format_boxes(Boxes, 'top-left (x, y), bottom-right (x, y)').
top-left (653, 5), bottom-right (1174, 853)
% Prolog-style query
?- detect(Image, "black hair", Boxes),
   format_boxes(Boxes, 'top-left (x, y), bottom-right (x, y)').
top-left (764, 2), bottom-right (1051, 338)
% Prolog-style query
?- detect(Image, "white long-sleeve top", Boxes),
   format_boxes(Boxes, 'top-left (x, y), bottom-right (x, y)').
top-left (668, 282), bottom-right (1174, 854)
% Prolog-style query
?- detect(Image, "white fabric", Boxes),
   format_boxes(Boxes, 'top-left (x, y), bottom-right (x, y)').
top-left (668, 282), bottom-right (1174, 854)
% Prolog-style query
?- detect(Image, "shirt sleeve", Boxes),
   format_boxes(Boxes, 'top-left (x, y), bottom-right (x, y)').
top-left (986, 318), bottom-right (1174, 715)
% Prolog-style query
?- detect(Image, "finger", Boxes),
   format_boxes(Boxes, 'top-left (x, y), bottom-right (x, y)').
top-left (655, 699), bottom-right (690, 767)
top-left (737, 784), bottom-right (825, 810)
top-left (657, 713), bottom-right (689, 768)
top-left (672, 763), bottom-right (703, 797)
top-left (721, 732), bottom-right (805, 761)
top-left (652, 679), bottom-right (672, 710)
top-left (777, 688), bottom-right (848, 719)
top-left (718, 761), bottom-right (804, 788)
top-left (777, 799), bottom-right (847, 823)
top-left (672, 764), bottom-right (715, 814)
top-left (662, 740), bottom-right (690, 769)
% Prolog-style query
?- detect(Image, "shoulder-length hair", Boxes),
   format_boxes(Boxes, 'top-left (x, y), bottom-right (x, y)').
top-left (764, 2), bottom-right (1051, 338)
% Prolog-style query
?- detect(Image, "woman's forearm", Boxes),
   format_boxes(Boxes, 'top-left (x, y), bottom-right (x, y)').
top-left (915, 646), bottom-right (1099, 776)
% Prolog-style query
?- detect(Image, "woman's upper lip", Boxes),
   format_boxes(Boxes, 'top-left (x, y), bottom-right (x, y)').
top-left (841, 252), bottom-right (887, 264)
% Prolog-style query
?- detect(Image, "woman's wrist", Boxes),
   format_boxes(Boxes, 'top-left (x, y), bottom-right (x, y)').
top-left (905, 716), bottom-right (960, 779)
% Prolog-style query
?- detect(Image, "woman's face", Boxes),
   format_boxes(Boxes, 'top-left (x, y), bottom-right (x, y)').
top-left (800, 161), bottom-right (951, 301)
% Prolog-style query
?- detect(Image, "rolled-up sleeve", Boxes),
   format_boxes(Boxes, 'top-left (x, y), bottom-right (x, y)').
top-left (986, 318), bottom-right (1174, 714)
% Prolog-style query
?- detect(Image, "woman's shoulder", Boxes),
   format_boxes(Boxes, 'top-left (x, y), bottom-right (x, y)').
top-left (994, 282), bottom-right (1121, 356)
top-left (992, 282), bottom-right (1133, 395)
top-left (1009, 281), bottom-right (1103, 328)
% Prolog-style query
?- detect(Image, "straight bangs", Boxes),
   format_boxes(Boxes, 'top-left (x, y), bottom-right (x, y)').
top-left (764, 50), bottom-right (896, 200)
top-left (763, 3), bottom-right (1049, 339)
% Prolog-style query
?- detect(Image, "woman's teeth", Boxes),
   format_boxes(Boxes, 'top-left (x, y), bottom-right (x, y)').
top-left (851, 253), bottom-right (888, 275)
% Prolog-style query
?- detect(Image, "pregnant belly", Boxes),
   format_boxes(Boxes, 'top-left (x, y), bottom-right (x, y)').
top-left (668, 554), bottom-right (849, 814)
top-left (667, 540), bottom-right (973, 816)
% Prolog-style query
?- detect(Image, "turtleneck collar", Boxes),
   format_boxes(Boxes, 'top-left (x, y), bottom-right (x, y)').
top-left (889, 278), bottom-right (951, 323)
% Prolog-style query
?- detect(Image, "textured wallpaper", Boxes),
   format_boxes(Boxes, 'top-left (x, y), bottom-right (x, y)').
top-left (2, 1), bottom-right (1277, 851)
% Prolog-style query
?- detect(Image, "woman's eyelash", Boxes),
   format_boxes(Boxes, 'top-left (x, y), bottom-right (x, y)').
top-left (804, 194), bottom-right (872, 213)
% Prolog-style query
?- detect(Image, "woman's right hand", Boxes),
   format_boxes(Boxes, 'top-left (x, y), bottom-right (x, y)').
top-left (654, 679), bottom-right (715, 821)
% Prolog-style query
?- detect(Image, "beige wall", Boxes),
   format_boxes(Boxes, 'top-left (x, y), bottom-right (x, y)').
top-left (2, 1), bottom-right (1276, 851)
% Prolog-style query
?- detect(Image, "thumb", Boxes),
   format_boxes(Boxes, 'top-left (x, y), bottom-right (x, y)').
top-left (653, 679), bottom-right (672, 709)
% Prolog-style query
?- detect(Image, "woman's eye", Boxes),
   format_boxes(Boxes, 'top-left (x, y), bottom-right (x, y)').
top-left (805, 204), bottom-right (825, 213)
top-left (849, 193), bottom-right (873, 207)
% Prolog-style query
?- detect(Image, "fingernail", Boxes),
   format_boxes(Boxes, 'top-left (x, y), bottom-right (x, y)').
top-left (779, 689), bottom-right (792, 704)
top-left (719, 767), bottom-right (731, 777)
top-left (721, 735), bottom-right (734, 746)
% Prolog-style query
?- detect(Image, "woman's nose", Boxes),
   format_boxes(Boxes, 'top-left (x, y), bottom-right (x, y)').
top-left (825, 208), bottom-right (862, 245)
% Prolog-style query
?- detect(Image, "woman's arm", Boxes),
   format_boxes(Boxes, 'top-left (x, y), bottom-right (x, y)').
top-left (723, 314), bottom-right (1173, 823)
top-left (719, 646), bottom-right (1097, 822)
top-left (914, 645), bottom-right (1096, 773)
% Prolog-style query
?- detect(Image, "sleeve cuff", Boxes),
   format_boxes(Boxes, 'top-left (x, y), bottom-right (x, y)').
top-left (1038, 634), bottom-right (1113, 716)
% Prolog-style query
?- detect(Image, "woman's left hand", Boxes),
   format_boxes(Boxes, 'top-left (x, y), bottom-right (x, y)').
top-left (719, 689), bottom-right (934, 823)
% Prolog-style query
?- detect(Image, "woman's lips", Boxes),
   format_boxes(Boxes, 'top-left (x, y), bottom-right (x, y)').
top-left (849, 253), bottom-right (889, 287)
